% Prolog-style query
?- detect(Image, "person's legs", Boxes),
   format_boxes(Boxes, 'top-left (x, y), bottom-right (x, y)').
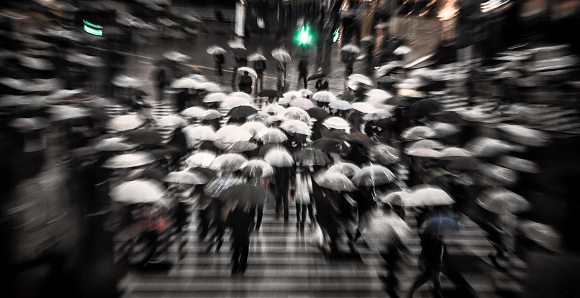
top-left (307, 204), bottom-right (315, 226)
top-left (239, 237), bottom-right (250, 274)
top-left (406, 269), bottom-right (432, 298)
top-left (295, 203), bottom-right (301, 224)
top-left (302, 75), bottom-right (307, 89)
top-left (231, 240), bottom-right (241, 274)
top-left (281, 184), bottom-right (289, 222)
top-left (275, 190), bottom-right (282, 220)
top-left (255, 206), bottom-right (263, 231)
top-left (300, 204), bottom-right (307, 228)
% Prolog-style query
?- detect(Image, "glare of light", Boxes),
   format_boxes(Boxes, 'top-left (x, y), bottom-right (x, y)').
top-left (438, 0), bottom-right (459, 20)
top-left (84, 25), bottom-right (103, 36)
top-left (333, 28), bottom-right (340, 43)
top-left (83, 19), bottom-right (102, 29)
top-left (299, 27), bottom-right (310, 45)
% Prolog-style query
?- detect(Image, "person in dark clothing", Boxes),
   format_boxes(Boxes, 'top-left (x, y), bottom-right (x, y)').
top-left (175, 89), bottom-right (189, 112)
top-left (342, 52), bottom-right (355, 78)
top-left (232, 55), bottom-right (248, 89)
top-left (277, 60), bottom-right (287, 91)
top-left (214, 53), bottom-right (225, 76)
top-left (253, 59), bottom-right (266, 95)
top-left (298, 57), bottom-right (308, 89)
top-left (238, 71), bottom-right (253, 95)
top-left (315, 75), bottom-right (329, 92)
top-left (273, 166), bottom-right (292, 223)
top-left (226, 203), bottom-right (256, 276)
top-left (152, 62), bottom-right (169, 102)
top-left (348, 110), bottom-right (364, 132)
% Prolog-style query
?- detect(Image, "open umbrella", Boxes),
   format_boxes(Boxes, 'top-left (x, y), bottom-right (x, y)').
top-left (262, 103), bottom-right (286, 115)
top-left (419, 212), bottom-right (461, 236)
top-left (438, 147), bottom-right (471, 159)
top-left (162, 50), bottom-right (191, 62)
top-left (352, 102), bottom-right (378, 114)
top-left (216, 125), bottom-right (253, 143)
top-left (93, 137), bottom-right (139, 152)
top-left (375, 61), bottom-right (404, 78)
top-left (219, 140), bottom-right (259, 153)
top-left (229, 92), bottom-right (253, 102)
top-left (313, 170), bottom-right (356, 192)
top-left (106, 114), bottom-right (146, 132)
top-left (337, 93), bottom-right (356, 102)
top-left (406, 148), bottom-right (443, 158)
top-left (264, 114), bottom-right (287, 125)
top-left (171, 77), bottom-right (203, 89)
top-left (476, 188), bottom-right (531, 214)
top-left (164, 170), bottom-right (209, 185)
top-left (352, 165), bottom-right (396, 187)
top-left (280, 119), bottom-right (311, 135)
top-left (241, 122), bottom-right (268, 137)
top-left (220, 183), bottom-right (273, 207)
top-left (111, 75), bottom-right (142, 89)
top-left (204, 177), bottom-right (240, 198)
top-left (429, 122), bottom-right (461, 138)
top-left (248, 53), bottom-right (267, 61)
top-left (519, 221), bottom-right (562, 252)
top-left (241, 159), bottom-right (274, 178)
top-left (202, 110), bottom-right (222, 120)
top-left (365, 89), bottom-right (393, 104)
top-left (258, 89), bottom-right (282, 98)
top-left (327, 162), bottom-right (361, 178)
top-left (221, 96), bottom-right (253, 109)
top-left (48, 105), bottom-right (89, 122)
top-left (110, 179), bottom-right (166, 204)
top-left (183, 125), bottom-right (217, 144)
top-left (322, 117), bottom-right (350, 131)
top-left (379, 191), bottom-right (411, 206)
top-left (312, 91), bottom-right (337, 103)
top-left (125, 129), bottom-right (163, 146)
top-left (311, 138), bottom-right (350, 154)
top-left (477, 163), bottom-right (518, 186)
top-left (227, 105), bottom-right (258, 120)
top-left (341, 44), bottom-right (361, 54)
top-left (400, 126), bottom-right (437, 141)
top-left (465, 137), bottom-right (523, 158)
top-left (369, 144), bottom-right (399, 165)
top-left (282, 91), bottom-right (301, 102)
top-left (406, 139), bottom-right (446, 151)
top-left (264, 147), bottom-right (294, 167)
top-left (257, 128), bottom-right (288, 143)
top-left (494, 155), bottom-right (540, 173)
top-left (408, 185), bottom-right (455, 207)
top-left (409, 99), bottom-right (442, 120)
top-left (207, 45), bottom-right (226, 55)
top-left (283, 107), bottom-right (310, 123)
top-left (185, 151), bottom-right (217, 168)
top-left (347, 74), bottom-right (373, 90)
top-left (363, 109), bottom-right (392, 121)
top-left (293, 147), bottom-right (330, 166)
top-left (307, 73), bottom-right (327, 81)
top-left (209, 153), bottom-right (248, 173)
top-left (496, 124), bottom-right (549, 147)
top-left (237, 67), bottom-right (258, 79)
top-left (102, 151), bottom-right (157, 169)
top-left (329, 100), bottom-right (353, 110)
top-left (289, 97), bottom-right (315, 110)
top-left (198, 82), bottom-right (221, 92)
top-left (307, 107), bottom-right (330, 120)
top-left (272, 48), bottom-right (291, 62)
top-left (298, 89), bottom-right (313, 98)
top-left (156, 114), bottom-right (187, 128)
top-left (203, 92), bottom-right (228, 103)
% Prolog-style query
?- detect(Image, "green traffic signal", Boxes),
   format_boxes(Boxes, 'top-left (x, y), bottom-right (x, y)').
top-left (295, 25), bottom-right (314, 46)
top-left (333, 28), bottom-right (339, 43)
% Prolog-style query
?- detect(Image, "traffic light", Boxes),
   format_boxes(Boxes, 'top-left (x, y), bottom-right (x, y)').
top-left (294, 25), bottom-right (314, 47)
top-left (333, 28), bottom-right (340, 43)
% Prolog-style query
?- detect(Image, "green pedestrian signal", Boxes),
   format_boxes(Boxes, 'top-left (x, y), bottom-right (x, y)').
top-left (333, 28), bottom-right (339, 43)
top-left (294, 25), bottom-right (313, 47)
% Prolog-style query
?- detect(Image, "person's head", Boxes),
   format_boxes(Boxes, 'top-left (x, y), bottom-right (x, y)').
top-left (244, 71), bottom-right (249, 76)
top-left (268, 96), bottom-right (276, 103)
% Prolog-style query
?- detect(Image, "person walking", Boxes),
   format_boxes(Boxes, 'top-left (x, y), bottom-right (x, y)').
top-left (226, 202), bottom-right (256, 276)
top-left (315, 75), bottom-right (329, 92)
top-left (214, 53), bottom-right (225, 76)
top-left (238, 71), bottom-right (253, 95)
top-left (294, 166), bottom-right (316, 229)
top-left (276, 60), bottom-right (287, 92)
top-left (232, 55), bottom-right (248, 89)
top-left (151, 61), bottom-right (169, 102)
top-left (341, 51), bottom-right (355, 78)
top-left (273, 166), bottom-right (292, 223)
top-left (297, 57), bottom-right (308, 89)
top-left (253, 58), bottom-right (266, 95)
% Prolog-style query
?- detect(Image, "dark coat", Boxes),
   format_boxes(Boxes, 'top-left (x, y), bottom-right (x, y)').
top-left (315, 79), bottom-right (329, 91)
top-left (238, 75), bottom-right (253, 94)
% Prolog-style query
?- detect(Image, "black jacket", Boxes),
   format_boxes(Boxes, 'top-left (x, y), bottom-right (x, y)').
top-left (315, 79), bottom-right (328, 91)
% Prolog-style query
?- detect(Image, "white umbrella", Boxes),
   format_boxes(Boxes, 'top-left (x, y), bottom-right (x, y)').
top-left (352, 102), bottom-right (378, 114)
top-left (237, 67), bottom-right (258, 79)
top-left (183, 125), bottom-right (217, 143)
top-left (407, 185), bottom-right (455, 207)
top-left (341, 44), bottom-right (361, 54)
top-left (156, 114), bottom-right (187, 128)
top-left (257, 128), bottom-right (288, 143)
top-left (93, 137), bottom-right (139, 152)
top-left (465, 137), bottom-right (523, 158)
top-left (48, 105), bottom-right (89, 122)
top-left (363, 109), bottom-right (392, 121)
top-left (171, 77), bottom-right (203, 89)
top-left (248, 53), bottom-right (267, 61)
top-left (496, 124), bottom-right (549, 147)
top-left (264, 147), bottom-right (294, 167)
top-left (106, 114), bottom-right (146, 132)
top-left (229, 91), bottom-right (254, 102)
top-left (241, 159), bottom-right (274, 177)
top-left (322, 117), bottom-right (351, 131)
top-left (102, 152), bottom-right (157, 169)
top-left (209, 153), bottom-right (248, 173)
top-left (198, 82), bottom-right (221, 92)
top-left (164, 170), bottom-right (209, 185)
top-left (162, 50), bottom-right (191, 62)
top-left (227, 40), bottom-right (246, 49)
top-left (298, 89), bottom-right (313, 98)
top-left (184, 74), bottom-right (208, 82)
top-left (264, 114), bottom-right (288, 125)
top-left (207, 45), bottom-right (226, 55)
top-left (110, 179), bottom-right (166, 204)
top-left (202, 109), bottom-right (222, 120)
top-left (439, 147), bottom-right (471, 159)
top-left (111, 75), bottom-right (142, 89)
top-left (262, 103), bottom-right (286, 115)
top-left (313, 91), bottom-right (337, 102)
top-left (393, 45), bottom-right (411, 55)
top-left (272, 48), bottom-right (291, 62)
top-left (365, 89), bottom-right (392, 103)
top-left (181, 106), bottom-right (207, 118)
top-left (185, 151), bottom-right (217, 168)
top-left (241, 122), bottom-right (268, 137)
top-left (400, 126), bottom-right (437, 141)
top-left (221, 96), bottom-right (253, 109)
top-left (283, 107), bottom-right (310, 123)
top-left (203, 92), bottom-right (228, 103)
top-left (375, 61), bottom-right (403, 78)
top-left (280, 119), bottom-right (311, 135)
top-left (429, 122), bottom-right (461, 138)
top-left (216, 125), bottom-right (253, 143)
top-left (398, 89), bottom-right (424, 98)
top-left (347, 74), bottom-right (373, 89)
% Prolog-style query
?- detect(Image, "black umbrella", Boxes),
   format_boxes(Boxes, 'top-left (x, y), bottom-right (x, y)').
top-left (337, 93), bottom-right (355, 102)
top-left (307, 73), bottom-right (327, 81)
top-left (125, 129), bottom-right (163, 146)
top-left (408, 99), bottom-right (442, 120)
top-left (220, 183), bottom-right (274, 207)
top-left (311, 138), bottom-right (350, 154)
top-left (258, 89), bottom-right (282, 98)
top-left (293, 147), bottom-right (331, 166)
top-left (227, 105), bottom-right (258, 120)
top-left (307, 107), bottom-right (329, 121)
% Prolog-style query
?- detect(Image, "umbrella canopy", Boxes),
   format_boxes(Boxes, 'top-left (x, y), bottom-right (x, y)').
top-left (363, 109), bottom-right (393, 121)
top-left (203, 92), bottom-right (228, 103)
top-left (419, 212), bottom-right (461, 236)
top-left (248, 53), bottom-right (267, 61)
top-left (106, 114), bottom-right (146, 132)
top-left (102, 151), bottom-right (157, 169)
top-left (369, 144), bottom-right (399, 165)
top-left (209, 153), bottom-right (248, 173)
top-left (341, 44), bottom-right (361, 54)
top-left (375, 61), bottom-right (404, 77)
top-left (204, 177), bottom-right (241, 198)
top-left (312, 91), bottom-right (337, 103)
top-left (227, 105), bottom-right (258, 120)
top-left (347, 74), bottom-right (373, 89)
top-left (477, 163), bottom-right (518, 186)
top-left (181, 107), bottom-right (206, 119)
top-left (352, 102), bottom-right (378, 114)
top-left (125, 129), bottom-right (163, 146)
top-left (476, 188), bottom-right (531, 214)
top-left (93, 137), bottom-right (139, 152)
top-left (171, 77), bottom-right (203, 89)
top-left (264, 147), bottom-right (294, 167)
top-left (307, 107), bottom-right (330, 120)
top-left (162, 50), bottom-right (191, 62)
top-left (407, 185), bottom-right (455, 207)
top-left (262, 103), bottom-right (286, 115)
top-left (307, 73), bottom-right (327, 81)
top-left (322, 117), bottom-right (351, 131)
top-left (229, 92), bottom-right (254, 102)
top-left (156, 114), bottom-right (187, 128)
top-left (327, 162), bottom-right (361, 178)
top-left (280, 119), bottom-right (311, 135)
top-left (465, 137), bottom-right (523, 158)
top-left (220, 140), bottom-right (259, 153)
top-left (258, 89), bottom-right (282, 98)
top-left (298, 89), bottom-right (313, 98)
top-left (272, 48), bottom-right (291, 62)
top-left (185, 151), bottom-right (217, 168)
top-left (519, 221), bottom-right (562, 252)
top-left (202, 109), bottom-right (222, 120)
top-left (164, 170), bottom-right (209, 185)
top-left (111, 75), bottom-right (142, 89)
top-left (352, 165), bottom-right (396, 187)
top-left (439, 147), bottom-right (471, 159)
top-left (406, 139), bottom-right (446, 151)
top-left (241, 121), bottom-right (268, 137)
top-left (293, 147), bottom-right (330, 166)
top-left (198, 82), bottom-right (221, 92)
top-left (110, 179), bottom-right (166, 204)
top-left (313, 170), bottom-right (356, 192)
top-left (283, 107), bottom-right (311, 123)
top-left (257, 128), bottom-right (288, 143)
top-left (406, 148), bottom-right (443, 158)
top-left (409, 99), bottom-right (442, 120)
top-left (496, 124), bottom-right (549, 147)
top-left (215, 125), bottom-right (253, 143)
top-left (329, 100), bottom-right (353, 110)
top-left (379, 191), bottom-right (411, 206)
top-left (282, 91), bottom-right (301, 102)
top-left (429, 122), bottom-right (461, 138)
top-left (264, 114), bottom-right (288, 125)
top-left (311, 138), bottom-right (350, 154)
top-left (494, 155), bottom-right (540, 173)
top-left (365, 89), bottom-right (393, 104)
top-left (207, 45), bottom-right (226, 55)
top-left (220, 183), bottom-right (273, 207)
top-left (237, 67), bottom-right (258, 78)
top-left (241, 159), bottom-right (275, 178)
top-left (289, 98), bottom-right (315, 110)
top-left (401, 126), bottom-right (437, 141)
top-left (183, 125), bottom-right (217, 144)
top-left (221, 96), bottom-right (253, 109)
